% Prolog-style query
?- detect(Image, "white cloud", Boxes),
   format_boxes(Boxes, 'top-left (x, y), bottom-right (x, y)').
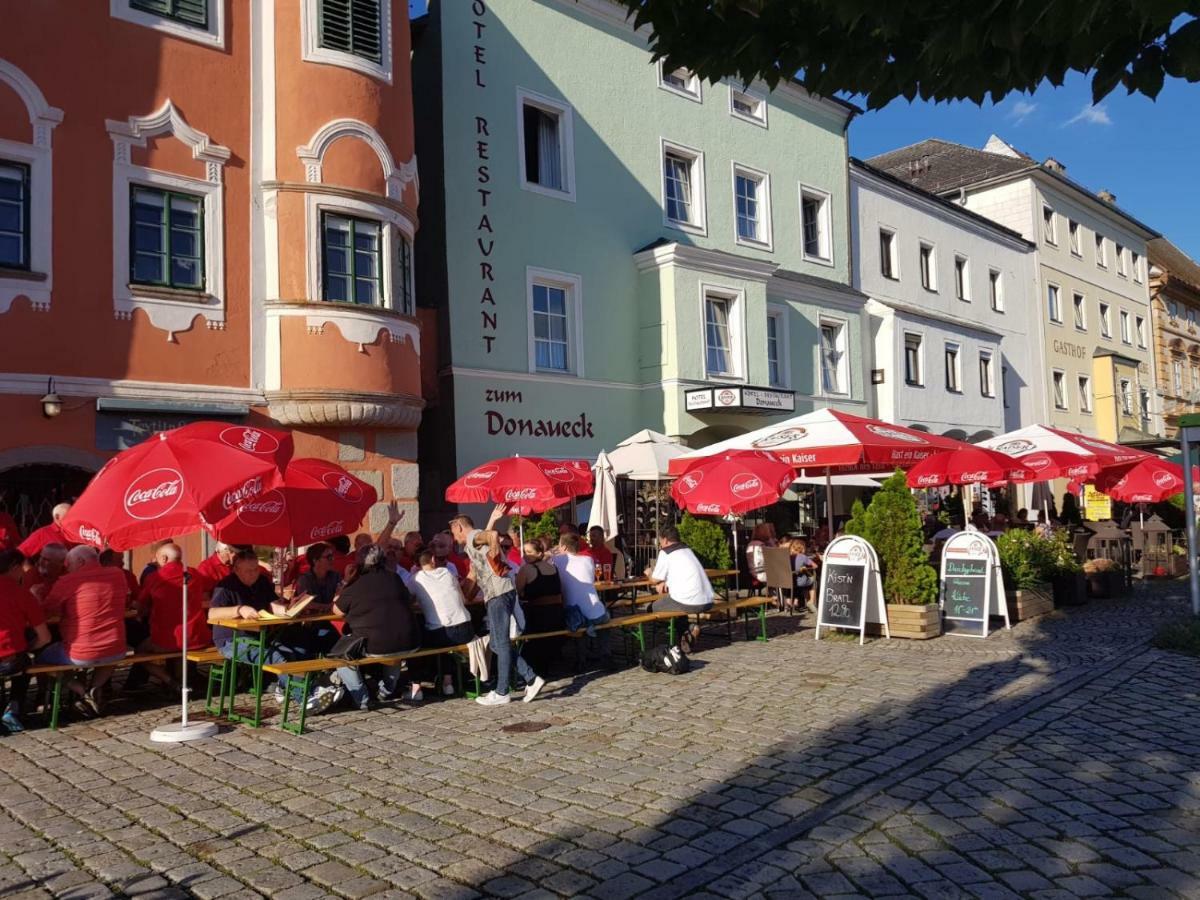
top-left (1066, 103), bottom-right (1113, 126)
top-left (1008, 100), bottom-right (1037, 123)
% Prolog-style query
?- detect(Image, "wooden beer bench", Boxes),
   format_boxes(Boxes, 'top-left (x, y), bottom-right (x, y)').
top-left (25, 651), bottom-right (178, 730)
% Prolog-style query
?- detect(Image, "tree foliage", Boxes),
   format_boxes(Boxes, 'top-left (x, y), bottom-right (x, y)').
top-left (609, 0), bottom-right (1200, 109)
top-left (677, 512), bottom-right (733, 570)
top-left (847, 470), bottom-right (938, 604)
top-left (511, 510), bottom-right (561, 545)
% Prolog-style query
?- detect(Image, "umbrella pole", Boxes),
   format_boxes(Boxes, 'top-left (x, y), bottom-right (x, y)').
top-left (150, 545), bottom-right (217, 743)
top-left (732, 521), bottom-right (740, 598)
top-left (825, 470), bottom-right (834, 537)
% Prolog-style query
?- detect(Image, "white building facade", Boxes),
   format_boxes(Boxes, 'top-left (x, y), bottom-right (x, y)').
top-left (851, 160), bottom-right (1041, 442)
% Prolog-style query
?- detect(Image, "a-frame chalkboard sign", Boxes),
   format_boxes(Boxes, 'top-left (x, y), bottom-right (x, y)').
top-left (816, 535), bottom-right (889, 645)
top-left (939, 530), bottom-right (1010, 637)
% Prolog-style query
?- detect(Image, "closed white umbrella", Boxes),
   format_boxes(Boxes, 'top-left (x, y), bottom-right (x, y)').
top-left (608, 429), bottom-right (688, 480)
top-left (587, 450), bottom-right (619, 539)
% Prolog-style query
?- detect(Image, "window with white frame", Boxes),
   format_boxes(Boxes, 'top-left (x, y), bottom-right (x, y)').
top-left (1120, 378), bottom-right (1133, 415)
top-left (1192, 363), bottom-right (1199, 395)
top-left (518, 91), bottom-right (575, 200)
top-left (1099, 301), bottom-right (1111, 337)
top-left (944, 342), bottom-right (961, 392)
top-left (1047, 283), bottom-right (1062, 323)
top-left (880, 228), bottom-right (898, 279)
top-left (1116, 243), bottom-right (1127, 276)
top-left (1069, 219), bottom-right (1081, 256)
top-left (733, 165), bottom-right (770, 247)
top-left (527, 273), bottom-right (581, 374)
top-left (954, 255), bottom-right (969, 301)
top-left (659, 63), bottom-right (701, 101)
top-left (0, 162), bottom-right (31, 271)
top-left (766, 308), bottom-right (787, 387)
top-left (321, 212), bottom-right (381, 304)
top-left (1073, 292), bottom-right (1086, 330)
top-left (112, 0), bottom-right (224, 48)
top-left (395, 232), bottom-right (414, 316)
top-left (1190, 308), bottom-right (1198, 329)
top-left (1002, 365), bottom-right (1009, 408)
top-left (1136, 315), bottom-right (1146, 347)
top-left (919, 242), bottom-right (936, 291)
top-left (131, 186), bottom-right (205, 290)
top-left (1173, 358), bottom-right (1184, 395)
top-left (819, 320), bottom-right (847, 394)
top-left (1042, 205), bottom-right (1057, 245)
top-left (704, 292), bottom-right (737, 378)
top-left (1096, 233), bottom-right (1107, 267)
top-left (1053, 370), bottom-right (1067, 409)
top-left (729, 87), bottom-right (766, 125)
top-left (979, 350), bottom-right (994, 397)
top-left (1140, 388), bottom-right (1151, 426)
top-left (800, 187), bottom-right (831, 262)
top-left (904, 332), bottom-right (923, 386)
top-left (1120, 309), bottom-right (1131, 343)
top-left (1078, 375), bottom-right (1093, 412)
top-left (989, 268), bottom-right (1003, 311)
top-left (1169, 300), bottom-right (1179, 319)
top-left (662, 142), bottom-right (705, 232)
top-left (1132, 250), bottom-right (1142, 283)
top-left (301, 0), bottom-right (391, 83)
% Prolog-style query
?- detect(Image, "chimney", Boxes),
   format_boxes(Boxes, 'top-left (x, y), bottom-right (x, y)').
top-left (1098, 190), bottom-right (1117, 204)
top-left (1043, 157), bottom-right (1066, 173)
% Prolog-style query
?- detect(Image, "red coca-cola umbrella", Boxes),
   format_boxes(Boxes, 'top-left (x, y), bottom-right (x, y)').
top-left (905, 446), bottom-right (1033, 489)
top-left (61, 421), bottom-right (293, 744)
top-left (1093, 457), bottom-right (1199, 504)
top-left (208, 458), bottom-right (378, 546)
top-left (445, 456), bottom-right (593, 515)
top-left (670, 451), bottom-right (795, 518)
top-left (978, 425), bottom-right (1150, 480)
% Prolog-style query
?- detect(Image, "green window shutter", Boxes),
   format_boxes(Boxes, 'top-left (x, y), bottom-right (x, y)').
top-left (318, 0), bottom-right (382, 63)
top-left (130, 0), bottom-right (208, 29)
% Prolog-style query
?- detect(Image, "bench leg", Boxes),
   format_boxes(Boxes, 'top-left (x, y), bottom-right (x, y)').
top-left (205, 659), bottom-right (230, 717)
top-left (280, 673), bottom-right (311, 735)
top-left (49, 673), bottom-right (64, 731)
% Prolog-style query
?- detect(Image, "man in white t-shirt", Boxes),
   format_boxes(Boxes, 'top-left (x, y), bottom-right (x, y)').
top-left (552, 534), bottom-right (611, 667)
top-left (410, 549), bottom-right (474, 697)
top-left (645, 526), bottom-right (714, 648)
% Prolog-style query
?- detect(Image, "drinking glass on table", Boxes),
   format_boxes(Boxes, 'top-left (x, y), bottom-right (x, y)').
top-left (602, 563), bottom-right (612, 582)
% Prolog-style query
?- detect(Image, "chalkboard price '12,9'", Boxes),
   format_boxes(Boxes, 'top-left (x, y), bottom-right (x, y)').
top-left (820, 564), bottom-right (864, 627)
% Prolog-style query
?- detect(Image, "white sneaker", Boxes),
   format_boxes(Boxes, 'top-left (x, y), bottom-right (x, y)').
top-left (306, 685), bottom-right (339, 714)
top-left (441, 679), bottom-right (456, 697)
top-left (523, 676), bottom-right (546, 704)
top-left (475, 690), bottom-right (511, 706)
top-left (271, 684), bottom-right (285, 704)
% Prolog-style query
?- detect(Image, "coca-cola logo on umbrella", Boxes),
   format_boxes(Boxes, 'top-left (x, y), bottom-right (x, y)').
top-left (676, 470), bottom-right (705, 495)
top-left (465, 465), bottom-right (499, 486)
top-left (914, 473), bottom-right (943, 486)
top-left (1153, 470), bottom-right (1179, 489)
top-left (75, 523), bottom-right (104, 547)
top-left (958, 470), bottom-right (993, 484)
top-left (124, 468), bottom-right (184, 520)
top-left (222, 477), bottom-right (263, 511)
top-left (752, 427), bottom-right (807, 449)
top-left (321, 471), bottom-right (364, 503)
top-left (504, 488), bottom-right (539, 502)
top-left (729, 473), bottom-right (763, 500)
top-left (311, 520), bottom-right (345, 541)
top-left (1024, 455), bottom-right (1051, 470)
top-left (995, 439), bottom-right (1035, 456)
top-left (236, 489), bottom-right (287, 528)
top-left (219, 427), bottom-right (280, 455)
top-left (540, 464), bottom-right (574, 483)
top-left (865, 424), bottom-right (926, 444)
top-left (693, 502), bottom-right (724, 515)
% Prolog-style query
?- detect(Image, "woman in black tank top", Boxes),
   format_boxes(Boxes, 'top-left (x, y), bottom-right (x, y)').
top-left (516, 541), bottom-right (562, 600)
top-left (515, 540), bottom-right (563, 670)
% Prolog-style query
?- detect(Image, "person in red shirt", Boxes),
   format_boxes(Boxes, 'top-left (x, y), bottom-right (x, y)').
top-left (135, 543), bottom-right (212, 690)
top-left (0, 576), bottom-right (50, 733)
top-left (395, 531), bottom-right (425, 572)
top-left (17, 503), bottom-right (78, 558)
top-left (0, 510), bottom-right (21, 552)
top-left (23, 542), bottom-right (68, 607)
top-left (329, 535), bottom-right (356, 577)
top-left (38, 546), bottom-right (131, 715)
top-left (196, 542), bottom-right (236, 585)
top-left (587, 526), bottom-right (615, 571)
top-left (1, 549), bottom-right (25, 581)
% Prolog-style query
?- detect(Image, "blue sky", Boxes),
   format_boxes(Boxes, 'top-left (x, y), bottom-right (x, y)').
top-left (849, 73), bottom-right (1200, 260)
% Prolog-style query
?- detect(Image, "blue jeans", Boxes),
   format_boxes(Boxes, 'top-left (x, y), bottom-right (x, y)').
top-left (36, 643), bottom-right (126, 667)
top-left (336, 658), bottom-right (405, 709)
top-left (218, 638), bottom-right (305, 689)
top-left (486, 591), bottom-right (536, 697)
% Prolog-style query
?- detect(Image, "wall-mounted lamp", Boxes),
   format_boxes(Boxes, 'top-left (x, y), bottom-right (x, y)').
top-left (40, 378), bottom-right (63, 418)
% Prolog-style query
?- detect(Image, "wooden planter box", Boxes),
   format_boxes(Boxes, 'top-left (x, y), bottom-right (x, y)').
top-left (1052, 572), bottom-right (1087, 607)
top-left (866, 603), bottom-right (941, 639)
top-left (1086, 570), bottom-right (1127, 599)
top-left (1006, 584), bottom-right (1054, 621)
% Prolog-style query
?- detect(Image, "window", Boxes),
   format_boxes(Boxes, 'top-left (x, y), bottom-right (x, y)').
top-left (1140, 388), bottom-right (1151, 427)
top-left (0, 162), bottom-right (30, 270)
top-left (989, 268), bottom-right (1003, 311)
top-left (944, 343), bottom-right (961, 392)
top-left (1069, 220), bottom-right (1081, 256)
top-left (395, 233), bottom-right (414, 316)
top-left (1053, 370), bottom-right (1067, 409)
top-left (130, 186), bottom-right (204, 290)
top-left (321, 212), bottom-right (380, 304)
top-left (733, 166), bottom-right (770, 247)
top-left (1169, 300), bottom-right (1180, 320)
top-left (662, 142), bottom-right (705, 232)
top-left (766, 310), bottom-right (785, 387)
top-left (1047, 284), bottom-right (1062, 323)
top-left (705, 295), bottom-right (735, 377)
top-left (130, 0), bottom-right (206, 26)
top-left (904, 332), bottom-right (923, 386)
top-left (954, 255), bottom-right (969, 301)
top-left (1136, 315), bottom-right (1146, 347)
top-left (1192, 364), bottom-right (1199, 395)
top-left (1132, 251), bottom-right (1142, 283)
top-left (1120, 378), bottom-right (1133, 415)
top-left (1099, 302), bottom-right (1111, 338)
top-left (1042, 205), bottom-right (1057, 245)
top-left (532, 282), bottom-right (570, 372)
top-left (1173, 359), bottom-right (1184, 395)
top-left (1096, 233), bottom-right (1107, 268)
top-left (1120, 309), bottom-right (1131, 344)
top-left (1078, 375), bottom-right (1093, 412)
top-left (919, 242), bottom-right (936, 291)
top-left (1002, 365), bottom-right (1009, 408)
top-left (820, 320), bottom-right (847, 394)
top-left (113, 0), bottom-right (223, 47)
top-left (1116, 243), bottom-right (1127, 276)
top-left (1072, 292), bottom-right (1086, 330)
top-left (1191, 309), bottom-right (1198, 330)
top-left (800, 188), bottom-right (831, 261)
top-left (979, 351), bottom-right (994, 397)
top-left (729, 87), bottom-right (766, 125)
top-left (659, 63), bottom-right (701, 101)
top-left (879, 229), bottom-right (898, 279)
top-left (317, 0), bottom-right (381, 63)
top-left (518, 92), bottom-right (575, 199)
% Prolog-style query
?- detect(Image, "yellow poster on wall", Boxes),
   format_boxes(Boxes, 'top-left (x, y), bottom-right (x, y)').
top-left (1084, 484), bottom-right (1112, 522)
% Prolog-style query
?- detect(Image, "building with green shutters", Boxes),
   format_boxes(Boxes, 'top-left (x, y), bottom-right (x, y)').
top-left (412, 0), bottom-right (867, 525)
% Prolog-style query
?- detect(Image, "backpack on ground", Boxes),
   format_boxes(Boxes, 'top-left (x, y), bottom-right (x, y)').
top-left (640, 644), bottom-right (691, 675)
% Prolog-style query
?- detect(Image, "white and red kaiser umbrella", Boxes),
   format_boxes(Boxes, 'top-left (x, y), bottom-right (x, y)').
top-left (978, 425), bottom-right (1151, 480)
top-left (445, 456), bottom-right (594, 516)
top-left (1093, 457), bottom-right (1199, 504)
top-left (670, 450), bottom-right (795, 517)
top-left (207, 458), bottom-right (378, 547)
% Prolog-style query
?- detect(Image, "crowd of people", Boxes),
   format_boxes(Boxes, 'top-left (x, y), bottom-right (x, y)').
top-left (0, 499), bottom-right (726, 732)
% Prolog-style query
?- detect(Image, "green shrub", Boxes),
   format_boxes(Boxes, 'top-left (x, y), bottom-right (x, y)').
top-left (677, 512), bottom-right (733, 570)
top-left (849, 470), bottom-right (938, 605)
top-left (1154, 618), bottom-right (1200, 658)
top-left (510, 510), bottom-right (560, 545)
top-left (997, 528), bottom-right (1080, 589)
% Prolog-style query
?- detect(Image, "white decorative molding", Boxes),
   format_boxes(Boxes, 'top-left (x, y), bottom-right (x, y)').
top-left (0, 371), bottom-right (261, 405)
top-left (109, 0), bottom-right (225, 49)
top-left (107, 102), bottom-right (229, 338)
top-left (0, 59), bottom-right (64, 146)
top-left (266, 389), bottom-right (424, 428)
top-left (297, 119), bottom-right (417, 202)
top-left (300, 0), bottom-right (393, 85)
top-left (633, 241), bottom-right (779, 282)
top-left (266, 302), bottom-right (420, 354)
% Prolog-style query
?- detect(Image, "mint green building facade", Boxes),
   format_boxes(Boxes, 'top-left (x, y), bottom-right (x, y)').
top-left (413, 0), bottom-right (868, 523)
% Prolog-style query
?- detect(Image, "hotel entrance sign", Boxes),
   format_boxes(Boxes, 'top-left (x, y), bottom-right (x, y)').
top-left (684, 386), bottom-right (794, 414)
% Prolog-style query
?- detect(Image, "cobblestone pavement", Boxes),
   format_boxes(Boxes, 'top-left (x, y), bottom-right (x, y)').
top-left (3, 585), bottom-right (1200, 899)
